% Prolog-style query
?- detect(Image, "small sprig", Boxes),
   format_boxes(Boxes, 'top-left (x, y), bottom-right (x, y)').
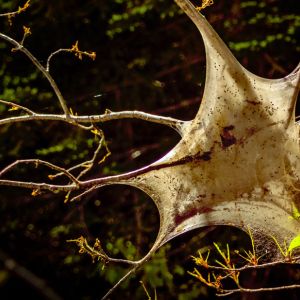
top-left (214, 243), bottom-right (231, 267)
top-left (68, 236), bottom-right (108, 264)
top-left (10, 26), bottom-right (32, 52)
top-left (191, 249), bottom-right (210, 268)
top-left (20, 25), bottom-right (31, 45)
top-left (0, 0), bottom-right (31, 25)
top-left (235, 226), bottom-right (261, 266)
top-left (214, 243), bottom-right (240, 285)
top-left (68, 236), bottom-right (138, 266)
top-left (271, 236), bottom-right (293, 261)
top-left (189, 268), bottom-right (223, 290)
top-left (196, 0), bottom-right (214, 12)
top-left (46, 41), bottom-right (96, 72)
top-left (70, 41), bottom-right (96, 61)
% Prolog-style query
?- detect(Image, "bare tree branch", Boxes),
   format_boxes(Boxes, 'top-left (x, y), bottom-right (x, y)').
top-left (0, 110), bottom-right (184, 133)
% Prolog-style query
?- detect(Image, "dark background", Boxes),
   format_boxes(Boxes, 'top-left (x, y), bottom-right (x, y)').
top-left (0, 0), bottom-right (299, 299)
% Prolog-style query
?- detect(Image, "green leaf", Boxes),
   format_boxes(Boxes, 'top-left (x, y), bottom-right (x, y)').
top-left (288, 234), bottom-right (300, 253)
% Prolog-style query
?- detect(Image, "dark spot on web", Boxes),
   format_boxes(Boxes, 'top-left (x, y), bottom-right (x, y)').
top-left (246, 99), bottom-right (262, 105)
top-left (220, 125), bottom-right (237, 148)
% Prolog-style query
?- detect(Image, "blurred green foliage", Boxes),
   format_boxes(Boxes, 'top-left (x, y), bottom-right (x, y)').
top-left (0, 0), bottom-right (299, 299)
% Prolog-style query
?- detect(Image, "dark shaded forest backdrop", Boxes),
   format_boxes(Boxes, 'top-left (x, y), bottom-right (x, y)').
top-left (0, 0), bottom-right (299, 299)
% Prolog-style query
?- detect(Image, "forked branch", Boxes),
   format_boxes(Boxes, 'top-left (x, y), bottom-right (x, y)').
top-left (0, 32), bottom-right (69, 115)
top-left (0, 159), bottom-right (81, 186)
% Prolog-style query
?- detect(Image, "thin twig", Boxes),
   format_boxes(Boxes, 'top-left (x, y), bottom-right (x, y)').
top-left (140, 281), bottom-right (152, 300)
top-left (76, 129), bottom-right (110, 180)
top-left (69, 186), bottom-right (98, 202)
top-left (0, 179), bottom-right (75, 192)
top-left (0, 158), bottom-right (139, 194)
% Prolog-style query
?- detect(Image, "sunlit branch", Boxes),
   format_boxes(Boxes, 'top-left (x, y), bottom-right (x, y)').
top-left (0, 32), bottom-right (70, 116)
top-left (0, 111), bottom-right (184, 133)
